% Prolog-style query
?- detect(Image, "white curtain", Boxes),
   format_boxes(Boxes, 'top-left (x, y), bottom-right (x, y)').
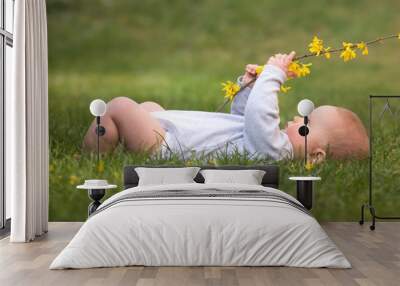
top-left (7, 0), bottom-right (49, 242)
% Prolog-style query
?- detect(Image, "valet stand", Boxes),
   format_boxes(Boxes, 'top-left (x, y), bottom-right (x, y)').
top-left (359, 95), bottom-right (400, 230)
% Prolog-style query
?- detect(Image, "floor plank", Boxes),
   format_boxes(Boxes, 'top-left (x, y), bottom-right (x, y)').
top-left (0, 222), bottom-right (399, 286)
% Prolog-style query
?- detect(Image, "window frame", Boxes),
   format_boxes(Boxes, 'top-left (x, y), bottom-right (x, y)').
top-left (0, 0), bottom-right (13, 234)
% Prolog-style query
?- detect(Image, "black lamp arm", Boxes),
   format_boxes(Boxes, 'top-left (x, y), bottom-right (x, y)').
top-left (298, 116), bottom-right (309, 167)
top-left (95, 116), bottom-right (106, 136)
top-left (94, 116), bottom-right (106, 166)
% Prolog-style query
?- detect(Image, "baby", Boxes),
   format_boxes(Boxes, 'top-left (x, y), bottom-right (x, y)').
top-left (83, 52), bottom-right (369, 162)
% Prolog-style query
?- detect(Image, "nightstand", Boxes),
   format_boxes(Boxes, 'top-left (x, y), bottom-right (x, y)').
top-left (289, 176), bottom-right (321, 210)
top-left (77, 180), bottom-right (117, 216)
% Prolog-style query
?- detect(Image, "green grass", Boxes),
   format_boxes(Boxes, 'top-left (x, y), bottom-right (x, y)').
top-left (48, 0), bottom-right (400, 221)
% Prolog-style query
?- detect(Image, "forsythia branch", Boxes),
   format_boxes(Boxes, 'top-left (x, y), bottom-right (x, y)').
top-left (217, 33), bottom-right (400, 112)
top-left (294, 34), bottom-right (398, 61)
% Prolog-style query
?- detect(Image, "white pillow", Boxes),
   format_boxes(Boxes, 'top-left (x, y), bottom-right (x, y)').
top-left (135, 167), bottom-right (200, 186)
top-left (200, 169), bottom-right (266, 185)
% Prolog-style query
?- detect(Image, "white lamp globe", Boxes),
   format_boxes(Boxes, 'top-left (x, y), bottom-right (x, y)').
top-left (297, 99), bottom-right (315, 117)
top-left (90, 99), bottom-right (107, 117)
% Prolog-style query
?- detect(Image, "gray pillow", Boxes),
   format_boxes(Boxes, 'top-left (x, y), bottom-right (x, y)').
top-left (200, 169), bottom-right (266, 185)
top-left (135, 167), bottom-right (200, 186)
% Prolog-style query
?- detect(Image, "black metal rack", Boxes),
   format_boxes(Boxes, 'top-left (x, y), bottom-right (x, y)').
top-left (360, 95), bottom-right (400, 230)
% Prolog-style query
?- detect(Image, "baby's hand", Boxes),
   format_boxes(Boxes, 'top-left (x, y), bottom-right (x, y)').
top-left (267, 51), bottom-right (296, 77)
top-left (242, 64), bottom-right (259, 86)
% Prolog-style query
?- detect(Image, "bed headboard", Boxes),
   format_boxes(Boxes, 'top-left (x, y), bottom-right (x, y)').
top-left (123, 165), bottom-right (280, 189)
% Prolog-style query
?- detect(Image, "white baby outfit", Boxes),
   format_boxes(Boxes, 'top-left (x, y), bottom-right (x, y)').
top-left (150, 64), bottom-right (293, 160)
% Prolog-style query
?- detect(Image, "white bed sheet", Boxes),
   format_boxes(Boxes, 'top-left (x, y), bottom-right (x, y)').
top-left (50, 183), bottom-right (350, 269)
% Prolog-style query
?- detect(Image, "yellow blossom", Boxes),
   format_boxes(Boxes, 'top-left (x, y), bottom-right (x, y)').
top-left (221, 81), bottom-right (240, 101)
top-left (357, 42), bottom-right (369, 56)
top-left (255, 65), bottom-right (264, 75)
top-left (324, 47), bottom-right (331, 59)
top-left (398, 33), bottom-right (400, 39)
top-left (69, 175), bottom-right (80, 185)
top-left (342, 42), bottom-right (353, 49)
top-left (288, 61), bottom-right (301, 75)
top-left (340, 42), bottom-right (357, 62)
top-left (288, 61), bottom-right (312, 78)
top-left (308, 36), bottom-right (324, 56)
top-left (305, 162), bottom-right (314, 171)
top-left (280, 85), bottom-right (291, 93)
top-left (298, 63), bottom-right (312, 77)
top-left (97, 160), bottom-right (105, 173)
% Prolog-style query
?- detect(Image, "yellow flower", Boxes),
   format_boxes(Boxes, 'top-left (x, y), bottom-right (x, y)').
top-left (288, 61), bottom-right (312, 78)
top-left (398, 33), bottom-right (400, 39)
top-left (298, 63), bottom-right (312, 77)
top-left (221, 81), bottom-right (240, 101)
top-left (288, 61), bottom-right (301, 75)
top-left (69, 175), bottom-right (80, 186)
top-left (324, 47), bottom-right (331, 59)
top-left (305, 162), bottom-right (314, 171)
top-left (255, 65), bottom-right (264, 75)
top-left (280, 85), bottom-right (291, 93)
top-left (342, 42), bottom-right (353, 49)
top-left (308, 36), bottom-right (324, 56)
top-left (357, 42), bottom-right (369, 56)
top-left (340, 42), bottom-right (357, 62)
top-left (97, 160), bottom-right (105, 173)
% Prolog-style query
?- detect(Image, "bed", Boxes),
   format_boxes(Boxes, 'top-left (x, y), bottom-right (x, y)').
top-left (50, 165), bottom-right (350, 269)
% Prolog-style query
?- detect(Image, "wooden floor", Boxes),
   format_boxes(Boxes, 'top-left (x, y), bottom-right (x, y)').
top-left (0, 222), bottom-right (399, 286)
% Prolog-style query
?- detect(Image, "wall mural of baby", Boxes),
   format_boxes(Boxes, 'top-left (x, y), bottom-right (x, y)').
top-left (83, 51), bottom-right (369, 163)
top-left (83, 34), bottom-right (400, 162)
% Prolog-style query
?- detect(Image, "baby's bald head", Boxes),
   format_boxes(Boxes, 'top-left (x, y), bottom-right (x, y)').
top-left (286, 105), bottom-right (369, 161)
top-left (325, 106), bottom-right (369, 159)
